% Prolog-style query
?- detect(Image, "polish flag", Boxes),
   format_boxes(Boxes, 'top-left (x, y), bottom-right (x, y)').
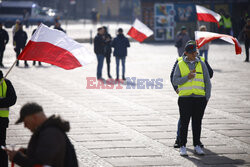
top-left (196, 5), bottom-right (221, 27)
top-left (18, 24), bottom-right (94, 70)
top-left (195, 31), bottom-right (242, 55)
top-left (127, 18), bottom-right (153, 42)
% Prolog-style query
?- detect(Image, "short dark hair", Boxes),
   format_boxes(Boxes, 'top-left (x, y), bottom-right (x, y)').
top-left (16, 102), bottom-right (44, 124)
top-left (97, 27), bottom-right (103, 31)
top-left (118, 28), bottom-right (123, 33)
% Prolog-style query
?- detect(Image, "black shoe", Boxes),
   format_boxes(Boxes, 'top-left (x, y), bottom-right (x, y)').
top-left (174, 139), bottom-right (180, 148)
top-left (200, 143), bottom-right (204, 148)
top-left (244, 60), bottom-right (249, 62)
top-left (25, 64), bottom-right (29, 68)
top-left (122, 76), bottom-right (126, 81)
top-left (108, 75), bottom-right (112, 79)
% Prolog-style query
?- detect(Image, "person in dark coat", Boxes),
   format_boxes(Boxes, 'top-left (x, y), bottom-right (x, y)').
top-left (103, 26), bottom-right (112, 78)
top-left (242, 18), bottom-right (250, 62)
top-left (0, 70), bottom-right (17, 167)
top-left (14, 24), bottom-right (28, 67)
top-left (0, 23), bottom-right (9, 68)
top-left (32, 22), bottom-right (42, 66)
top-left (5, 102), bottom-right (78, 167)
top-left (94, 27), bottom-right (105, 80)
top-left (175, 26), bottom-right (190, 57)
top-left (112, 28), bottom-right (130, 80)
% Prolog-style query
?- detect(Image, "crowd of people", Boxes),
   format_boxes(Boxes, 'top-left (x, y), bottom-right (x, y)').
top-left (94, 26), bottom-right (130, 81)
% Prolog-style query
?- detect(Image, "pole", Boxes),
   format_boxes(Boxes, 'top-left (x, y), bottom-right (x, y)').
top-left (4, 59), bottom-right (18, 79)
top-left (0, 59), bottom-right (18, 85)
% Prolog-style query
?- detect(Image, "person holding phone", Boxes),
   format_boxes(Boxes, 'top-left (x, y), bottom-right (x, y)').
top-left (0, 70), bottom-right (17, 167)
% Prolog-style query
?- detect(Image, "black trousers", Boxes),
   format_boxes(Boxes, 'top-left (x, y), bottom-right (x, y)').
top-left (0, 49), bottom-right (5, 65)
top-left (16, 47), bottom-right (28, 65)
top-left (178, 97), bottom-right (207, 146)
top-left (0, 117), bottom-right (9, 167)
top-left (106, 54), bottom-right (111, 77)
top-left (245, 38), bottom-right (249, 61)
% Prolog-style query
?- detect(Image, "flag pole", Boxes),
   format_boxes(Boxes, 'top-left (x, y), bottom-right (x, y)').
top-left (4, 59), bottom-right (18, 79)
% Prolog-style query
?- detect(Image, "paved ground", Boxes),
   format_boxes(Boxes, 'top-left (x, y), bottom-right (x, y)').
top-left (2, 22), bottom-right (250, 167)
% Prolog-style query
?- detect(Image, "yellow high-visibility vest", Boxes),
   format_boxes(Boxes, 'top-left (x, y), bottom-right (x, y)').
top-left (222, 16), bottom-right (232, 28)
top-left (0, 79), bottom-right (9, 117)
top-left (177, 58), bottom-right (205, 96)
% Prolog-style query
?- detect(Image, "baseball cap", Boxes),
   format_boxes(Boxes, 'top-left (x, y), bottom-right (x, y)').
top-left (15, 102), bottom-right (43, 124)
top-left (185, 40), bottom-right (197, 53)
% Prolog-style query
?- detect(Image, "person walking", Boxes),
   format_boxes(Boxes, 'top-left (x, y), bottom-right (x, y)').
top-left (14, 24), bottom-right (28, 67)
top-left (112, 28), bottom-right (130, 81)
top-left (12, 19), bottom-right (21, 50)
top-left (5, 102), bottom-right (78, 167)
top-left (170, 40), bottom-right (213, 149)
top-left (199, 25), bottom-right (209, 61)
top-left (103, 26), bottom-right (112, 79)
top-left (242, 18), bottom-right (250, 62)
top-left (32, 22), bottom-right (42, 66)
top-left (172, 41), bottom-right (211, 156)
top-left (0, 23), bottom-right (9, 68)
top-left (94, 27), bottom-right (106, 80)
top-left (175, 26), bottom-right (190, 57)
top-left (0, 70), bottom-right (17, 167)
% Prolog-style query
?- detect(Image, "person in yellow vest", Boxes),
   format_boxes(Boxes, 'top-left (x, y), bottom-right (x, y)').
top-left (0, 70), bottom-right (17, 167)
top-left (172, 41), bottom-right (211, 156)
top-left (222, 14), bottom-right (232, 35)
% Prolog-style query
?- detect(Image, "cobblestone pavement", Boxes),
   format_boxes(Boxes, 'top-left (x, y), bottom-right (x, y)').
top-left (2, 24), bottom-right (250, 167)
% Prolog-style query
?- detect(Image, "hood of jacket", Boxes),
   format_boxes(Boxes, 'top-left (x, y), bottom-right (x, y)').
top-left (183, 54), bottom-right (200, 64)
top-left (34, 115), bottom-right (70, 136)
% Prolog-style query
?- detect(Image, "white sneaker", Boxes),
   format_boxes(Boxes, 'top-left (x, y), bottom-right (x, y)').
top-left (180, 146), bottom-right (188, 156)
top-left (194, 145), bottom-right (205, 155)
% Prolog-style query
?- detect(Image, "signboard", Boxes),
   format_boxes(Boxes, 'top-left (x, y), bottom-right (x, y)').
top-left (174, 4), bottom-right (196, 22)
top-left (154, 3), bottom-right (175, 41)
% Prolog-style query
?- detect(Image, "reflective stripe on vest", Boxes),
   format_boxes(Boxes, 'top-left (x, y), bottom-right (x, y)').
top-left (0, 79), bottom-right (9, 117)
top-left (177, 59), bottom-right (205, 96)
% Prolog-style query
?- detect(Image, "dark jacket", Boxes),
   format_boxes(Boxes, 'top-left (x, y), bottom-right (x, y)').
top-left (14, 115), bottom-right (70, 167)
top-left (112, 34), bottom-right (130, 57)
top-left (0, 28), bottom-right (9, 51)
top-left (170, 55), bottom-right (213, 92)
top-left (14, 29), bottom-right (27, 48)
top-left (104, 33), bottom-right (112, 56)
top-left (94, 34), bottom-right (105, 55)
top-left (54, 26), bottom-right (66, 33)
top-left (0, 78), bottom-right (17, 127)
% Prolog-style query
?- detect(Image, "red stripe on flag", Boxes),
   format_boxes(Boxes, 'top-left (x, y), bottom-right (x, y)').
top-left (18, 41), bottom-right (82, 70)
top-left (197, 13), bottom-right (220, 27)
top-left (127, 27), bottom-right (148, 42)
top-left (196, 36), bottom-right (242, 55)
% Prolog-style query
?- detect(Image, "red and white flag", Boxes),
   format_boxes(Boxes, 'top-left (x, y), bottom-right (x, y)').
top-left (18, 24), bottom-right (94, 70)
top-left (127, 18), bottom-right (153, 42)
top-left (195, 31), bottom-right (242, 55)
top-left (196, 5), bottom-right (221, 27)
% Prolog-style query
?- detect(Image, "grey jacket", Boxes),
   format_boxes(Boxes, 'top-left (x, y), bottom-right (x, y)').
top-left (173, 56), bottom-right (211, 100)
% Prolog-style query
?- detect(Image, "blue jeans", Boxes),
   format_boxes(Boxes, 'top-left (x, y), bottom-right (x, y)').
top-left (116, 57), bottom-right (126, 78)
top-left (199, 50), bottom-right (208, 61)
top-left (96, 54), bottom-right (104, 79)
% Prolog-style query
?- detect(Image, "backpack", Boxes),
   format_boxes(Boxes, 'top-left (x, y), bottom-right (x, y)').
top-left (64, 135), bottom-right (78, 167)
